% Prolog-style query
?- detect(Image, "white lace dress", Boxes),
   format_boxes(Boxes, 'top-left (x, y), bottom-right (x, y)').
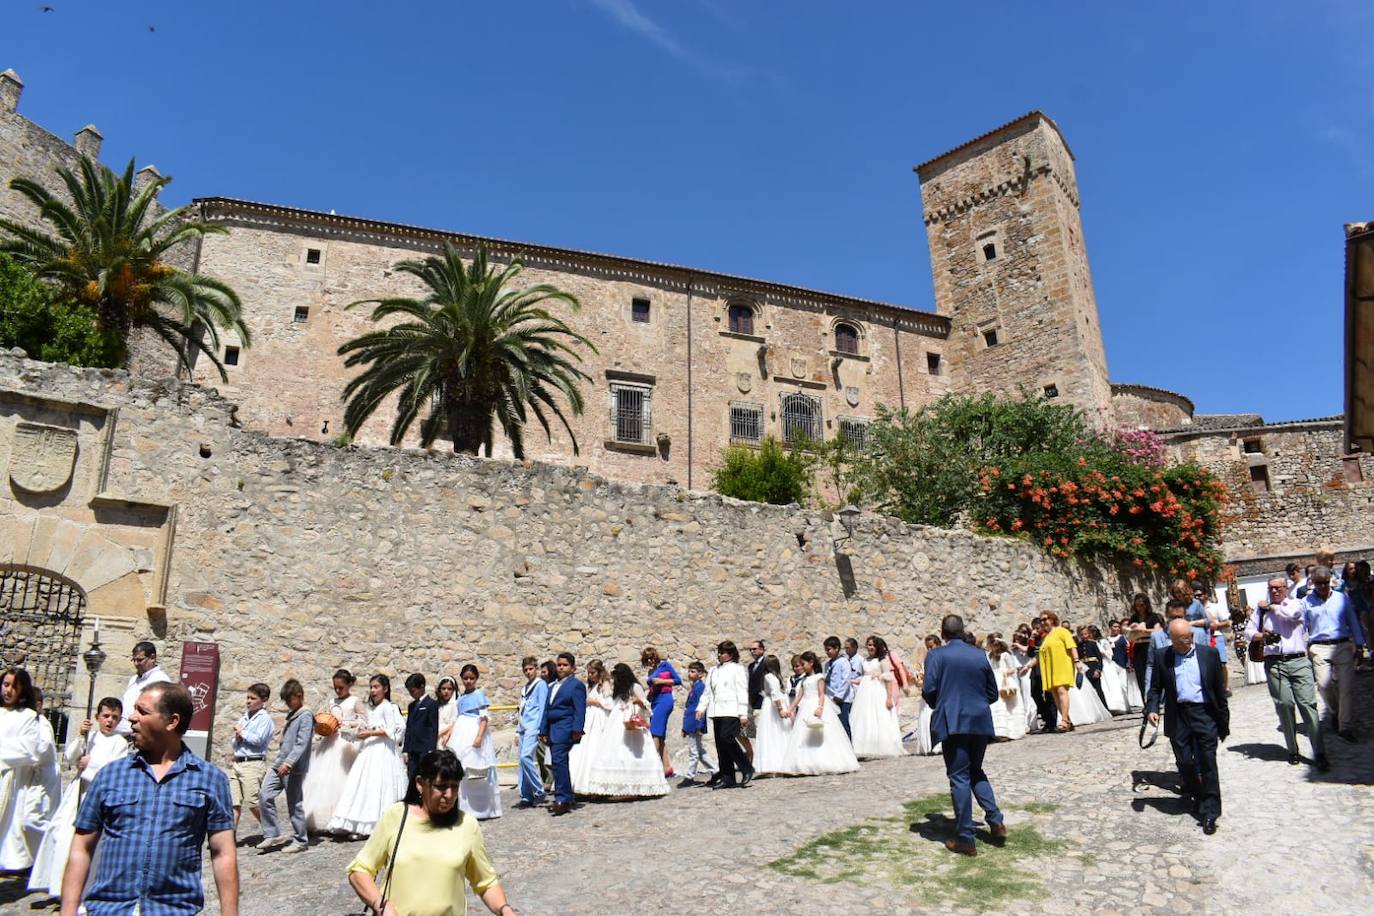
top-left (28, 728), bottom-right (127, 896)
top-left (753, 673), bottom-right (795, 774)
top-left (581, 685), bottom-right (669, 797)
top-left (849, 658), bottom-right (904, 758)
top-left (1067, 677), bottom-right (1113, 726)
top-left (990, 653), bottom-right (1027, 741)
top-left (783, 674), bottom-right (859, 775)
top-left (1012, 648), bottom-right (1040, 732)
top-left (303, 694), bottom-right (367, 832)
top-left (1097, 638), bottom-right (1130, 714)
top-left (571, 684), bottom-right (612, 795)
top-left (326, 700), bottom-right (406, 835)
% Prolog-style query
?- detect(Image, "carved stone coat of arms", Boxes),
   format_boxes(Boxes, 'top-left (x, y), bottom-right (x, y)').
top-left (10, 422), bottom-right (78, 494)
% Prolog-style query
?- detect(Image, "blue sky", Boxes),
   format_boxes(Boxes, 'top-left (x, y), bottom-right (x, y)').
top-left (4, 1), bottom-right (1371, 421)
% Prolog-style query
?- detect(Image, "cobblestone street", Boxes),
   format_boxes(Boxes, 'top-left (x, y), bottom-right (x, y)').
top-left (6, 676), bottom-right (1372, 915)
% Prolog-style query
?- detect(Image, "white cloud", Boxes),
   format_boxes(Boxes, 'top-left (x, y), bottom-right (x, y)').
top-left (586, 0), bottom-right (751, 84)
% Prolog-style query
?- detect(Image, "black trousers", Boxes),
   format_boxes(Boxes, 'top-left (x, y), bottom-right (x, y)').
top-left (1031, 668), bottom-right (1056, 731)
top-left (711, 716), bottom-right (753, 787)
top-left (1169, 703), bottom-right (1221, 818)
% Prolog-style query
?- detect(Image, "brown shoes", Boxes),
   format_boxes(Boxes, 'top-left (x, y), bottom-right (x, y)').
top-left (990, 822), bottom-right (1008, 847)
top-left (548, 802), bottom-right (571, 816)
top-left (944, 838), bottom-right (977, 856)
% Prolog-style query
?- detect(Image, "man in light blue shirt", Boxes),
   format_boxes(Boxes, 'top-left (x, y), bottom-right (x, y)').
top-left (823, 636), bottom-right (856, 740)
top-left (1303, 566), bottom-right (1365, 742)
top-left (1172, 647), bottom-right (1204, 703)
top-left (1143, 599), bottom-right (1190, 692)
top-left (230, 682), bottom-right (275, 835)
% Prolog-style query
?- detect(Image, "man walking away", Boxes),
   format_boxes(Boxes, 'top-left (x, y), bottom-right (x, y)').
top-left (1146, 618), bottom-right (1230, 835)
top-left (922, 614), bottom-right (1006, 856)
top-left (1247, 577), bottom-right (1327, 771)
top-left (402, 673), bottom-right (437, 805)
top-left (515, 656), bottom-right (550, 808)
top-left (62, 682), bottom-right (238, 916)
top-left (257, 679), bottom-right (313, 853)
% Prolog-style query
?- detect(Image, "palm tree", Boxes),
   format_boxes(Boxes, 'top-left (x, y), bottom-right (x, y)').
top-left (0, 157), bottom-right (249, 378)
top-left (338, 243), bottom-right (596, 457)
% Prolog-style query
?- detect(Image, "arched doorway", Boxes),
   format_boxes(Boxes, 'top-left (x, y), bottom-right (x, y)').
top-left (0, 565), bottom-right (87, 741)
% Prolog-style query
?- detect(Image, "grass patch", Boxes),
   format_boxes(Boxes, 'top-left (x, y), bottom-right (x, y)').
top-left (768, 793), bottom-right (1073, 908)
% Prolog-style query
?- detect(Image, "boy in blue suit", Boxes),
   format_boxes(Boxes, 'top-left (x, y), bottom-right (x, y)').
top-left (922, 614), bottom-right (1007, 856)
top-left (539, 651), bottom-right (586, 816)
top-left (516, 655), bottom-right (550, 808)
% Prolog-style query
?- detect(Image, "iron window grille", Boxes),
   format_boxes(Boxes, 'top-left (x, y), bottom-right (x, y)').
top-left (631, 298), bottom-right (651, 323)
top-left (729, 401), bottom-right (764, 445)
top-left (781, 392), bottom-right (822, 446)
top-left (728, 304), bottom-right (755, 335)
top-left (610, 384), bottom-right (653, 445)
top-left (838, 417), bottom-right (870, 452)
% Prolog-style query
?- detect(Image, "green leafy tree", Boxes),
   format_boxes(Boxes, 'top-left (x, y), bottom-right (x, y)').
top-left (338, 244), bottom-right (595, 456)
top-left (0, 253), bottom-right (122, 366)
top-left (850, 390), bottom-right (1090, 526)
top-left (0, 158), bottom-right (249, 378)
top-left (712, 437), bottom-right (813, 505)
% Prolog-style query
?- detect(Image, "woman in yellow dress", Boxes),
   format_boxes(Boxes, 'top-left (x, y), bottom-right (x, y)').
top-left (348, 749), bottom-right (516, 916)
top-left (1037, 611), bottom-right (1082, 732)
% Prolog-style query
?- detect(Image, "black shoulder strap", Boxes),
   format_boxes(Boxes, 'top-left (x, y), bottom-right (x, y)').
top-left (377, 804), bottom-right (409, 912)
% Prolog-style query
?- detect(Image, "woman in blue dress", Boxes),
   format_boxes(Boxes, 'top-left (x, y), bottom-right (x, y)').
top-left (445, 664), bottom-right (501, 819)
top-left (641, 647), bottom-right (681, 777)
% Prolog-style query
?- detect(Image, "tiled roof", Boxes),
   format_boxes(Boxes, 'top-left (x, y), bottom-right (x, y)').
top-left (914, 111), bottom-right (1072, 175)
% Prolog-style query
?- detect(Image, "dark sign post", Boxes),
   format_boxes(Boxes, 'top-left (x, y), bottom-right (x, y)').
top-left (179, 642), bottom-right (221, 759)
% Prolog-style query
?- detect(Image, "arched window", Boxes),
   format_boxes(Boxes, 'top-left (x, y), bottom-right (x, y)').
top-left (834, 322), bottom-right (860, 355)
top-left (727, 303), bottom-right (755, 336)
top-left (0, 566), bottom-right (87, 743)
top-left (781, 392), bottom-right (822, 445)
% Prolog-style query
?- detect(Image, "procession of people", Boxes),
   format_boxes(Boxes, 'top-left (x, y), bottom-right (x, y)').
top-left (1, 550), bottom-right (1370, 914)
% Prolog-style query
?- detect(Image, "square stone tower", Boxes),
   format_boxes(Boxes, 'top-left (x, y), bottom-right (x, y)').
top-left (916, 112), bottom-right (1112, 421)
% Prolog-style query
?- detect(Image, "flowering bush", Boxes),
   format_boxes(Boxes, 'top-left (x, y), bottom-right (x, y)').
top-left (1112, 428), bottom-right (1169, 467)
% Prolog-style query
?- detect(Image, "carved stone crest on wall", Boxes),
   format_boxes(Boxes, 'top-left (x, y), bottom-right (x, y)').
top-left (735, 372), bottom-right (752, 394)
top-left (10, 422), bottom-right (78, 494)
top-left (790, 352), bottom-right (807, 379)
top-left (845, 386), bottom-right (861, 407)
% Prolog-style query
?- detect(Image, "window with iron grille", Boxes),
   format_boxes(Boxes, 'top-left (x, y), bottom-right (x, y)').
top-left (729, 401), bottom-right (764, 445)
top-left (780, 392), bottom-right (821, 446)
top-left (838, 417), bottom-right (870, 452)
top-left (728, 303), bottom-right (755, 335)
top-left (631, 298), bottom-right (651, 323)
top-left (610, 384), bottom-right (653, 445)
top-left (834, 323), bottom-right (859, 355)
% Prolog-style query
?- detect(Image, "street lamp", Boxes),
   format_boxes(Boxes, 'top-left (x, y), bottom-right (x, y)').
top-left (833, 504), bottom-right (861, 552)
top-left (82, 620), bottom-right (107, 720)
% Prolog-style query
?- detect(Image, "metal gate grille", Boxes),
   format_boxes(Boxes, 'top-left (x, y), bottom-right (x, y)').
top-left (781, 392), bottom-right (821, 445)
top-left (610, 385), bottom-right (652, 445)
top-left (0, 568), bottom-right (86, 736)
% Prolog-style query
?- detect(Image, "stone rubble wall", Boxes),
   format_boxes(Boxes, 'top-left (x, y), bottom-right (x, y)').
top-left (0, 351), bottom-right (1158, 759)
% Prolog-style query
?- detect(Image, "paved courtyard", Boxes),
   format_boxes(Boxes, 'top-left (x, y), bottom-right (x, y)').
top-left (5, 677), bottom-right (1373, 915)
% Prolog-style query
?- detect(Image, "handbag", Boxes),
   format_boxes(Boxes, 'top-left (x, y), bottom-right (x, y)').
top-left (1247, 606), bottom-right (1268, 664)
top-left (350, 802), bottom-right (408, 915)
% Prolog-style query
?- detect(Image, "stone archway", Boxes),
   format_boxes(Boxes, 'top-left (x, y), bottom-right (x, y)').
top-left (0, 564), bottom-right (87, 739)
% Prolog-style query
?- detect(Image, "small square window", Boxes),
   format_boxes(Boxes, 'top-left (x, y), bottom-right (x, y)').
top-left (223, 346), bottom-right (240, 366)
top-left (728, 303), bottom-right (755, 336)
top-left (1249, 464), bottom-right (1270, 493)
top-left (293, 306), bottom-right (310, 323)
top-left (1242, 438), bottom-right (1263, 454)
top-left (306, 248), bottom-right (321, 265)
top-left (631, 298), bottom-right (651, 323)
top-left (1042, 384), bottom-right (1058, 399)
top-left (983, 329), bottom-right (999, 348)
top-left (982, 242), bottom-right (997, 261)
top-left (926, 352), bottom-right (941, 376)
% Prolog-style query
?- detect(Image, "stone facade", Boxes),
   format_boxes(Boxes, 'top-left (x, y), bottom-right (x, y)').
top-left (1111, 384), bottom-right (1195, 431)
top-left (916, 113), bottom-right (1113, 421)
top-left (0, 351), bottom-right (1157, 755)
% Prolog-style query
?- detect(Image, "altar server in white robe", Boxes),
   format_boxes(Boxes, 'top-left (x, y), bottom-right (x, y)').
top-left (0, 668), bottom-right (55, 872)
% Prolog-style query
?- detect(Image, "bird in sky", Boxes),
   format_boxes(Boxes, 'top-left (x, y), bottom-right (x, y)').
top-left (39, 5), bottom-right (55, 12)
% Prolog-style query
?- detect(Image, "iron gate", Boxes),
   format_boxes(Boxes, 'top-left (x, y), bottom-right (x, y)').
top-left (0, 567), bottom-right (86, 741)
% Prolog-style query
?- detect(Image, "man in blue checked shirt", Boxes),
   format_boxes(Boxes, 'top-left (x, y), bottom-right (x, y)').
top-left (823, 636), bottom-right (857, 739)
top-left (61, 681), bottom-right (239, 916)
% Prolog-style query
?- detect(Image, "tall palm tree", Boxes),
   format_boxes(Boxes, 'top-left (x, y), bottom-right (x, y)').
top-left (0, 157), bottom-right (249, 378)
top-left (338, 244), bottom-right (596, 457)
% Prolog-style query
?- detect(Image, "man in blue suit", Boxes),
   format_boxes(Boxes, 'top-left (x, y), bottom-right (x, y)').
top-left (401, 673), bottom-right (438, 805)
top-left (539, 651), bottom-right (586, 816)
top-left (922, 614), bottom-right (1006, 856)
top-left (515, 655), bottom-right (550, 808)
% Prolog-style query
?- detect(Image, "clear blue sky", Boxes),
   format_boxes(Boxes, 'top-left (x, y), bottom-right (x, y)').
top-left (5, 1), bottom-right (1371, 421)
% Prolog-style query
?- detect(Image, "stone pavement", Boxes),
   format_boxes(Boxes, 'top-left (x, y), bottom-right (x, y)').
top-left (5, 677), bottom-right (1373, 915)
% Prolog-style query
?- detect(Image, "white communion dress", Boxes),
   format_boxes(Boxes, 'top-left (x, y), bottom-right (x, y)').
top-left (0, 706), bottom-right (55, 871)
top-left (571, 684), bottom-right (613, 795)
top-left (326, 700), bottom-right (406, 835)
top-left (990, 653), bottom-right (1027, 741)
top-left (1067, 675), bottom-right (1113, 726)
top-left (849, 658), bottom-right (905, 758)
top-left (28, 727), bottom-right (128, 896)
top-left (449, 689), bottom-right (502, 819)
top-left (1097, 638), bottom-right (1131, 714)
top-left (302, 693), bottom-right (368, 832)
top-left (581, 685), bottom-right (669, 797)
top-left (753, 673), bottom-right (795, 775)
top-left (783, 674), bottom-right (859, 776)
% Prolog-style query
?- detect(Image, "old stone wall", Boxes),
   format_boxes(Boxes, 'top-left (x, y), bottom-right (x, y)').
top-left (0, 351), bottom-right (1156, 759)
top-left (1111, 384), bottom-right (1194, 431)
top-left (1166, 421), bottom-right (1374, 559)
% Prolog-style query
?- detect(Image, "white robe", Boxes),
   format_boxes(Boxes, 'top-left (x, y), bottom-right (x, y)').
top-left (0, 707), bottom-right (54, 871)
top-left (28, 729), bottom-right (128, 895)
